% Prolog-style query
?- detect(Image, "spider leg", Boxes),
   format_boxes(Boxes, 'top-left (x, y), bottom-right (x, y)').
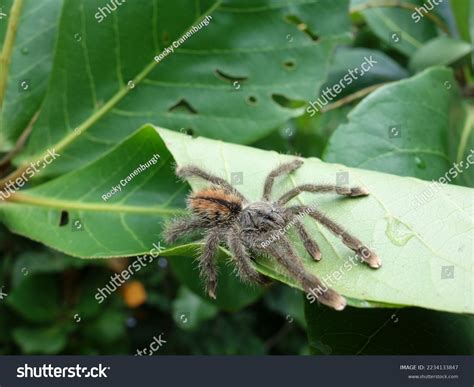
top-left (163, 216), bottom-right (205, 244)
top-left (293, 219), bottom-right (322, 261)
top-left (262, 159), bottom-right (303, 201)
top-left (197, 228), bottom-right (221, 299)
top-left (176, 165), bottom-right (247, 202)
top-left (288, 205), bottom-right (381, 268)
top-left (267, 237), bottom-right (346, 310)
top-left (226, 228), bottom-right (265, 285)
top-left (277, 184), bottom-right (369, 206)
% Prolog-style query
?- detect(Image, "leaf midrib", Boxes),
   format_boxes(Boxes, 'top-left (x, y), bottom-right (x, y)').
top-left (25, 0), bottom-right (223, 163)
top-left (4, 192), bottom-right (186, 216)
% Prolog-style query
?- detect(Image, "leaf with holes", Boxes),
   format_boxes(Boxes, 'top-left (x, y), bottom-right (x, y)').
top-left (1, 127), bottom-right (472, 314)
top-left (5, 0), bottom-right (351, 179)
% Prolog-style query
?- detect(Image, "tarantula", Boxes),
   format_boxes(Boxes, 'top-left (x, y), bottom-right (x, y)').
top-left (164, 160), bottom-right (381, 310)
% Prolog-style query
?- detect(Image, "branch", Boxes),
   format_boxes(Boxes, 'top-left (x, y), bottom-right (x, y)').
top-left (321, 83), bottom-right (389, 113)
top-left (0, 110), bottom-right (40, 168)
top-left (350, 1), bottom-right (450, 33)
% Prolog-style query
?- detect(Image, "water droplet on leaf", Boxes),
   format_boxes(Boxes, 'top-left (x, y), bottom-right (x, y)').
top-left (385, 216), bottom-right (414, 246)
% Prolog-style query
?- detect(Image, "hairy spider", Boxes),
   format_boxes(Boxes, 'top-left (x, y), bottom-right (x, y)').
top-left (163, 160), bottom-right (381, 310)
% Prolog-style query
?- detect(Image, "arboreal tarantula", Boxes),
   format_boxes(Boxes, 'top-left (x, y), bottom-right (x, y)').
top-left (164, 160), bottom-right (381, 310)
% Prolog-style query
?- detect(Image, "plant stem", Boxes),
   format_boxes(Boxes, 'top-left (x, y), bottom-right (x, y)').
top-left (350, 1), bottom-right (450, 33)
top-left (321, 83), bottom-right (388, 113)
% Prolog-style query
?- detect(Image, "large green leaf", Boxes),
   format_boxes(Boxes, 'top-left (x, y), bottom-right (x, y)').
top-left (167, 246), bottom-right (264, 312)
top-left (6, 273), bottom-right (61, 323)
top-left (1, 126), bottom-right (186, 257)
top-left (1, 127), bottom-right (472, 314)
top-left (323, 47), bottom-right (409, 98)
top-left (305, 301), bottom-right (474, 355)
top-left (171, 286), bottom-right (218, 330)
top-left (450, 0), bottom-right (471, 42)
top-left (351, 0), bottom-right (440, 57)
top-left (0, 0), bottom-right (63, 151)
top-left (12, 325), bottom-right (70, 354)
top-left (324, 67), bottom-right (473, 185)
top-left (7, 0), bottom-right (351, 177)
top-left (409, 36), bottom-right (473, 71)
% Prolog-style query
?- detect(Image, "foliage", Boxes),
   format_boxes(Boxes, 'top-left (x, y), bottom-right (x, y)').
top-left (0, 0), bottom-right (472, 355)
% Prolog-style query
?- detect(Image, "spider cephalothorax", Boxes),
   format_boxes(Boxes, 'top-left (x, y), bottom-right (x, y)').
top-left (164, 160), bottom-right (381, 310)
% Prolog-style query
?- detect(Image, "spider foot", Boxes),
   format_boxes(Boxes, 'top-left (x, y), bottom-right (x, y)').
top-left (206, 281), bottom-right (218, 299)
top-left (306, 241), bottom-right (322, 261)
top-left (335, 186), bottom-right (370, 197)
top-left (207, 288), bottom-right (217, 299)
top-left (321, 288), bottom-right (347, 311)
top-left (357, 247), bottom-right (382, 269)
top-left (350, 187), bottom-right (370, 197)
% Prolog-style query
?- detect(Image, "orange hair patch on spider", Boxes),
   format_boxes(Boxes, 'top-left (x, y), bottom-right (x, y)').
top-left (188, 188), bottom-right (242, 221)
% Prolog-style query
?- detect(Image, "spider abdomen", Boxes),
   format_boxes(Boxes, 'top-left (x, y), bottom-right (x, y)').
top-left (188, 187), bottom-right (242, 222)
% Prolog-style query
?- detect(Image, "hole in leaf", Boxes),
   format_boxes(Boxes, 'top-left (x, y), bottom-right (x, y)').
top-left (272, 94), bottom-right (307, 109)
top-left (59, 210), bottom-right (69, 227)
top-left (214, 69), bottom-right (248, 83)
top-left (169, 99), bottom-right (198, 115)
top-left (247, 96), bottom-right (258, 105)
top-left (181, 128), bottom-right (194, 136)
top-left (180, 127), bottom-right (198, 138)
top-left (283, 60), bottom-right (296, 70)
top-left (284, 14), bottom-right (320, 42)
top-left (284, 15), bottom-right (302, 25)
top-left (162, 31), bottom-right (170, 45)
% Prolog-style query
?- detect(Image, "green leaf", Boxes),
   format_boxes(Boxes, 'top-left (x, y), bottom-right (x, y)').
top-left (12, 325), bottom-right (70, 354)
top-left (450, 0), bottom-right (471, 42)
top-left (0, 0), bottom-right (63, 151)
top-left (6, 273), bottom-right (61, 323)
top-left (323, 47), bottom-right (408, 97)
top-left (11, 251), bottom-right (88, 287)
top-left (82, 308), bottom-right (126, 345)
top-left (324, 67), bottom-right (466, 182)
top-left (158, 129), bottom-right (472, 314)
top-left (167, 245), bottom-right (264, 311)
top-left (409, 36), bottom-right (473, 71)
top-left (351, 0), bottom-right (440, 56)
top-left (1, 126), bottom-right (186, 257)
top-left (1, 127), bottom-right (473, 313)
top-left (305, 300), bottom-right (474, 355)
top-left (171, 286), bottom-right (218, 330)
top-left (471, 0), bottom-right (474, 69)
top-left (11, 0), bottom-right (351, 177)
top-left (264, 285), bottom-right (306, 328)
